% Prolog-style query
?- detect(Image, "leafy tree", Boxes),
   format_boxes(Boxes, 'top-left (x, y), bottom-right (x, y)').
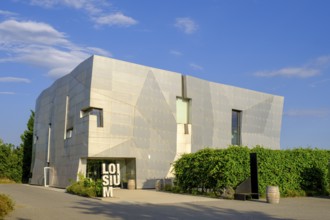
top-left (0, 111), bottom-right (34, 183)
top-left (0, 139), bottom-right (22, 182)
top-left (20, 111), bottom-right (34, 183)
top-left (0, 140), bottom-right (11, 178)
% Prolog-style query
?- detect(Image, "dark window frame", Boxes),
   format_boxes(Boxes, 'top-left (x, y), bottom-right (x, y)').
top-left (231, 109), bottom-right (242, 145)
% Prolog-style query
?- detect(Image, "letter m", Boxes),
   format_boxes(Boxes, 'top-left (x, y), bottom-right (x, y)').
top-left (103, 186), bottom-right (113, 198)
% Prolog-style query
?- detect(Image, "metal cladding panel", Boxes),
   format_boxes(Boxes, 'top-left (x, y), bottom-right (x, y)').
top-left (88, 56), bottom-right (182, 188)
top-left (186, 75), bottom-right (283, 150)
top-left (31, 57), bottom-right (93, 187)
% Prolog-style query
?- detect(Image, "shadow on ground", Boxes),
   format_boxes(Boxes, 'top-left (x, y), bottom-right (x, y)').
top-left (71, 199), bottom-right (292, 220)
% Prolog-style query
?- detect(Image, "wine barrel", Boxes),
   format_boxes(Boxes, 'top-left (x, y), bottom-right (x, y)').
top-left (266, 186), bottom-right (280, 204)
top-left (128, 179), bottom-right (135, 190)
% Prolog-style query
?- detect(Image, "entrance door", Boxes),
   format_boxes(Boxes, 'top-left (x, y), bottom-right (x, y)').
top-left (86, 158), bottom-right (136, 189)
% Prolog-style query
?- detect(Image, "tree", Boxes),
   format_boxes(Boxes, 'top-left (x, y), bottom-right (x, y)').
top-left (21, 111), bottom-right (34, 183)
top-left (0, 139), bottom-right (12, 179)
top-left (0, 139), bottom-right (22, 182)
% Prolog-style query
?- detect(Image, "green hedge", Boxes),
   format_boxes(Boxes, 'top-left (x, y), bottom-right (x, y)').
top-left (173, 146), bottom-right (330, 197)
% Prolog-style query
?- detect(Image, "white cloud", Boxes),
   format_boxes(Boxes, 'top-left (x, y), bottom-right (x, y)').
top-left (309, 78), bottom-right (330, 88)
top-left (314, 55), bottom-right (330, 65)
top-left (0, 92), bottom-right (15, 95)
top-left (175, 17), bottom-right (198, 34)
top-left (254, 56), bottom-right (330, 78)
top-left (285, 109), bottom-right (330, 117)
top-left (189, 63), bottom-right (204, 71)
top-left (30, 0), bottom-right (104, 11)
top-left (86, 47), bottom-right (111, 56)
top-left (29, 0), bottom-right (57, 8)
top-left (0, 19), bottom-right (111, 78)
top-left (170, 50), bottom-right (182, 56)
top-left (0, 77), bottom-right (31, 83)
top-left (29, 0), bottom-right (137, 27)
top-left (0, 20), bottom-right (68, 45)
top-left (254, 67), bottom-right (320, 78)
top-left (93, 12), bottom-right (138, 27)
top-left (0, 10), bottom-right (18, 17)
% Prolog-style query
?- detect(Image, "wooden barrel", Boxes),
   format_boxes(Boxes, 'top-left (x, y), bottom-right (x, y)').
top-left (266, 186), bottom-right (280, 204)
top-left (128, 179), bottom-right (135, 190)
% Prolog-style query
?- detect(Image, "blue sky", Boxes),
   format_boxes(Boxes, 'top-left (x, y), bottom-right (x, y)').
top-left (0, 0), bottom-right (329, 149)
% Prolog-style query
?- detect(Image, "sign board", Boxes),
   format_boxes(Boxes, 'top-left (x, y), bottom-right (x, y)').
top-left (102, 163), bottom-right (120, 197)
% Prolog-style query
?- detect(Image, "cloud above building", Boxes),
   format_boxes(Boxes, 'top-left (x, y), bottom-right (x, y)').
top-left (309, 78), bottom-right (330, 88)
top-left (254, 56), bottom-right (330, 78)
top-left (285, 108), bottom-right (330, 118)
top-left (0, 19), bottom-right (111, 78)
top-left (189, 62), bottom-right (204, 71)
top-left (0, 77), bottom-right (31, 83)
top-left (0, 10), bottom-right (18, 18)
top-left (175, 17), bottom-right (198, 34)
top-left (28, 0), bottom-right (138, 27)
top-left (170, 50), bottom-right (183, 56)
top-left (0, 76), bottom-right (27, 97)
top-left (93, 12), bottom-right (137, 27)
top-left (0, 92), bottom-right (15, 95)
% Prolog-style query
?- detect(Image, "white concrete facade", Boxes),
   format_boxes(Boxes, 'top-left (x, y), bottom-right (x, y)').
top-left (30, 55), bottom-right (284, 188)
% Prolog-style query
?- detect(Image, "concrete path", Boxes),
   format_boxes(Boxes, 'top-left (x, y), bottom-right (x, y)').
top-left (1, 184), bottom-right (330, 220)
top-left (103, 188), bottom-right (219, 204)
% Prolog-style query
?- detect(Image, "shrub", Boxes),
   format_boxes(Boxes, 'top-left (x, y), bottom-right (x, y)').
top-left (0, 194), bottom-right (14, 218)
top-left (67, 181), bottom-right (96, 197)
top-left (66, 173), bottom-right (102, 197)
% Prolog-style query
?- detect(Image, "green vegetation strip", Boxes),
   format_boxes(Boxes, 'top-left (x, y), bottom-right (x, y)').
top-left (173, 146), bottom-right (330, 198)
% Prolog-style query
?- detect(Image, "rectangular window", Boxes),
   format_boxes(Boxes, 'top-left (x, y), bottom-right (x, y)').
top-left (81, 107), bottom-right (103, 127)
top-left (64, 96), bottom-right (70, 139)
top-left (66, 128), bottom-right (73, 139)
top-left (232, 110), bottom-right (241, 145)
top-left (176, 97), bottom-right (190, 124)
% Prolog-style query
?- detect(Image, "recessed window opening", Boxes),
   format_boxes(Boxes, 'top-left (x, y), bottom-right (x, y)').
top-left (176, 97), bottom-right (190, 124)
top-left (81, 107), bottom-right (103, 127)
top-left (232, 110), bottom-right (242, 146)
top-left (64, 96), bottom-right (70, 140)
top-left (176, 97), bottom-right (191, 134)
top-left (66, 128), bottom-right (73, 139)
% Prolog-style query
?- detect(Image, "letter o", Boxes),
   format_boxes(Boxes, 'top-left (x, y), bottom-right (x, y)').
top-left (109, 163), bottom-right (116, 174)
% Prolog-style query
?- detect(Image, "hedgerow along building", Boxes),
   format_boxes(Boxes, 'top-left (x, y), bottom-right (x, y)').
top-left (30, 55), bottom-right (284, 189)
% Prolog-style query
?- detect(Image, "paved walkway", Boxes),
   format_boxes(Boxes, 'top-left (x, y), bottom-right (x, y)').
top-left (102, 188), bottom-right (219, 204)
top-left (1, 184), bottom-right (330, 219)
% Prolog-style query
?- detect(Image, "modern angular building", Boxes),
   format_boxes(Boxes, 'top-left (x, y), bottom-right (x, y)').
top-left (30, 55), bottom-right (284, 189)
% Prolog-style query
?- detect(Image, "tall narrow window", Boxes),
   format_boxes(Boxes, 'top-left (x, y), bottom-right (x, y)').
top-left (176, 97), bottom-right (190, 124)
top-left (64, 96), bottom-right (70, 139)
top-left (47, 123), bottom-right (51, 164)
top-left (176, 97), bottom-right (190, 134)
top-left (232, 110), bottom-right (241, 145)
top-left (66, 127), bottom-right (73, 138)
